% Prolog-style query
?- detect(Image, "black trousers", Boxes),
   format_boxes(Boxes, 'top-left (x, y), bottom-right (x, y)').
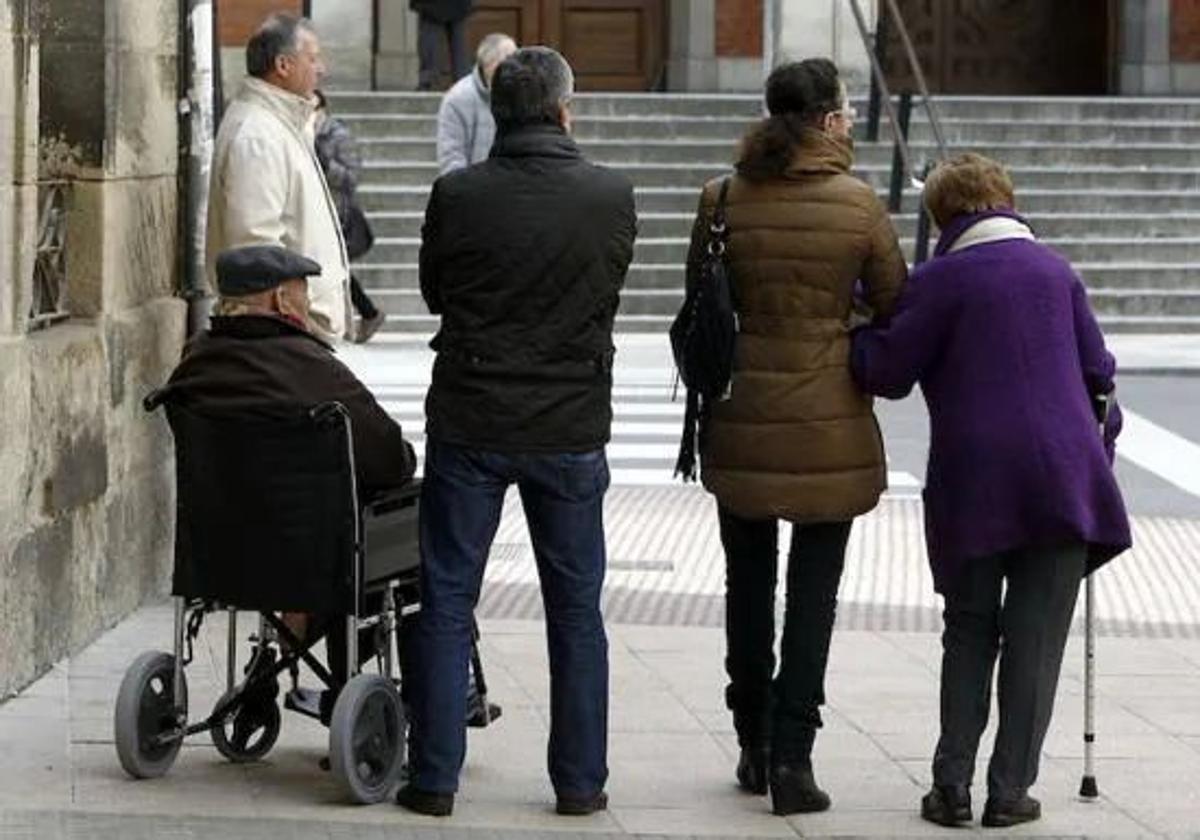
top-left (718, 507), bottom-right (852, 759)
top-left (417, 15), bottom-right (469, 90)
top-left (933, 543), bottom-right (1086, 800)
top-left (349, 274), bottom-right (379, 320)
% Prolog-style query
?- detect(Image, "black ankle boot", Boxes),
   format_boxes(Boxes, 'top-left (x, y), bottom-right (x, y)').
top-left (921, 784), bottom-right (972, 826)
top-left (736, 746), bottom-right (769, 795)
top-left (769, 761), bottom-right (831, 815)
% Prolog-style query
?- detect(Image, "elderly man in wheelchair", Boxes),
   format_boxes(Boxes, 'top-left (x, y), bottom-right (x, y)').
top-left (113, 245), bottom-right (497, 803)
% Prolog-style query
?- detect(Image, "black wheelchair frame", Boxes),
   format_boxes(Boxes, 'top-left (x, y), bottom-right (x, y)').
top-left (113, 390), bottom-right (493, 804)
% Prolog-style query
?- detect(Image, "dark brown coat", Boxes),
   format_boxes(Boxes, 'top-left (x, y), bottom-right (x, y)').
top-left (167, 315), bottom-right (416, 498)
top-left (693, 129), bottom-right (907, 522)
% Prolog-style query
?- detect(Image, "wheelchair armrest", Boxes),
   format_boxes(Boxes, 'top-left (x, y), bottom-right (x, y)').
top-left (363, 480), bottom-right (422, 519)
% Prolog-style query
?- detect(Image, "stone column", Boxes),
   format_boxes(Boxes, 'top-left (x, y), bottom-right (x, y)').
top-left (777, 0), bottom-right (876, 91)
top-left (374, 1), bottom-right (419, 90)
top-left (311, 0), bottom-right (374, 88)
top-left (667, 0), bottom-right (717, 91)
top-left (1120, 0), bottom-right (1172, 93)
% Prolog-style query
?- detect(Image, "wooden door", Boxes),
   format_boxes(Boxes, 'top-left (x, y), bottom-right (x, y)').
top-left (882, 0), bottom-right (1115, 95)
top-left (467, 0), bottom-right (666, 90)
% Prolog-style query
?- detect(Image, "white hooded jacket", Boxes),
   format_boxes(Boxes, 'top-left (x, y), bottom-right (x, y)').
top-left (206, 77), bottom-right (349, 342)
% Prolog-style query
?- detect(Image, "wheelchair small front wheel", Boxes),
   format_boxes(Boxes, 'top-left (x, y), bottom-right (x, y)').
top-left (328, 674), bottom-right (406, 803)
top-left (114, 651), bottom-right (188, 779)
top-left (211, 688), bottom-right (282, 763)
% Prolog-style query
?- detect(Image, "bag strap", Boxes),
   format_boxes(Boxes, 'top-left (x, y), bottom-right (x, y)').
top-left (707, 176), bottom-right (732, 256)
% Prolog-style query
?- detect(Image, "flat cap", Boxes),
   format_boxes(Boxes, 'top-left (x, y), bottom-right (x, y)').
top-left (215, 245), bottom-right (322, 296)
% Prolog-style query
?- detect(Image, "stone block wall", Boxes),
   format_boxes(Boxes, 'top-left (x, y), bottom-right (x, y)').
top-left (0, 0), bottom-right (185, 699)
top-left (1122, 0), bottom-right (1200, 93)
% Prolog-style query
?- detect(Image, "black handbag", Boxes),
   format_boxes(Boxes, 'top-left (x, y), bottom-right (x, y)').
top-left (343, 203), bottom-right (376, 261)
top-left (669, 176), bottom-right (735, 481)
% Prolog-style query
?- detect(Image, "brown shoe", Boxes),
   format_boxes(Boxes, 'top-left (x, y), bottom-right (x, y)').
top-left (354, 312), bottom-right (386, 343)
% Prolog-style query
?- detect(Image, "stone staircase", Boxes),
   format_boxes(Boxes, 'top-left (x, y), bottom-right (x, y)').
top-left (329, 91), bottom-right (1200, 335)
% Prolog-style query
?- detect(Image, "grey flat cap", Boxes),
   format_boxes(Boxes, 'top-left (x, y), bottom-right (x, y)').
top-left (215, 245), bottom-right (322, 296)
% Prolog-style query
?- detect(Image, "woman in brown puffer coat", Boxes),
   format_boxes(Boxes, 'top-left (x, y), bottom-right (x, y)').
top-left (689, 58), bottom-right (907, 816)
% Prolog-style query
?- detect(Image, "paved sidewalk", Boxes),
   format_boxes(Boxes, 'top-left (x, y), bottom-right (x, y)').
top-left (3, 487), bottom-right (1200, 838)
top-left (2, 610), bottom-right (1200, 839)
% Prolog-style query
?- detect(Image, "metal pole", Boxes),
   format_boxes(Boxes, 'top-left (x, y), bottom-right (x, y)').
top-left (866, 3), bottom-right (890, 143)
top-left (846, 0), bottom-right (918, 185)
top-left (173, 598), bottom-right (187, 710)
top-left (226, 608), bottom-right (238, 692)
top-left (1080, 574), bottom-right (1099, 799)
top-left (182, 0), bottom-right (216, 337)
top-left (1080, 394), bottom-right (1106, 801)
top-left (888, 92), bottom-right (912, 213)
top-left (882, 0), bottom-right (948, 160)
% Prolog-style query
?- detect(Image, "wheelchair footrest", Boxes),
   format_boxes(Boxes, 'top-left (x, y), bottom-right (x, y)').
top-left (284, 687), bottom-right (327, 723)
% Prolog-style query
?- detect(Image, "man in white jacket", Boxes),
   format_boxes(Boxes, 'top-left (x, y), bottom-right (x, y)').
top-left (207, 13), bottom-right (350, 343)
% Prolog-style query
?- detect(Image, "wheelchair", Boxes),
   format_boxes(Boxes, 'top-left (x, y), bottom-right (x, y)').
top-left (113, 391), bottom-right (496, 803)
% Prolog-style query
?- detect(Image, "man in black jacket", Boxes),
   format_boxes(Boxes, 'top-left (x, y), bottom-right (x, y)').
top-left (397, 47), bottom-right (636, 818)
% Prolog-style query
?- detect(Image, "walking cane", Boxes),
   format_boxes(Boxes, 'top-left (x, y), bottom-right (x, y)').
top-left (1080, 393), bottom-right (1109, 801)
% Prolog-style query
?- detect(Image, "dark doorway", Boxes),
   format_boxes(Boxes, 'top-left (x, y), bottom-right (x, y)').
top-left (882, 0), bottom-right (1116, 95)
top-left (466, 0), bottom-right (667, 90)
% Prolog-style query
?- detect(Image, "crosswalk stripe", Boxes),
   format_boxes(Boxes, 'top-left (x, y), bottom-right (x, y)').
top-left (1117, 408), bottom-right (1200, 499)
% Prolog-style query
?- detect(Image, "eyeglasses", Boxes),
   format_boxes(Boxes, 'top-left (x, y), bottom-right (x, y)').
top-left (831, 104), bottom-right (858, 122)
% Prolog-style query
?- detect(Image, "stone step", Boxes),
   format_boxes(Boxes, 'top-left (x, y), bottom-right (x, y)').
top-left (366, 209), bottom-right (1200, 241)
top-left (326, 91), bottom-right (1200, 121)
top-left (339, 113), bottom-right (1200, 146)
top-left (359, 184), bottom-right (1200, 216)
top-left (355, 261), bottom-right (1200, 294)
top-left (359, 161), bottom-right (1200, 192)
top-left (365, 289), bottom-right (1200, 330)
top-left (357, 235), bottom-right (1200, 267)
top-left (357, 136), bottom-right (1200, 168)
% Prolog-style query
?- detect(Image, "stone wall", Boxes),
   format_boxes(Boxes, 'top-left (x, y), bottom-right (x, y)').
top-left (0, 0), bottom-right (185, 699)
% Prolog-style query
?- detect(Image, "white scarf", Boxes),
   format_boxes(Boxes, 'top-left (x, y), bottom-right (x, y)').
top-left (946, 216), bottom-right (1035, 254)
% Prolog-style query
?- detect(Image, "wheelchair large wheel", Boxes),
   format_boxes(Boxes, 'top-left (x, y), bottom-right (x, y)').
top-left (114, 651), bottom-right (188, 779)
top-left (211, 688), bottom-right (282, 763)
top-left (329, 674), bottom-right (406, 803)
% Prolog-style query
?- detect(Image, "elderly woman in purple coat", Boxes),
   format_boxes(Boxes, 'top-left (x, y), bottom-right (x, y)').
top-left (851, 154), bottom-right (1131, 829)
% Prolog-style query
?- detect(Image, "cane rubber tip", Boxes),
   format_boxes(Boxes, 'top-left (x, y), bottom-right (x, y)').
top-left (1079, 776), bottom-right (1099, 799)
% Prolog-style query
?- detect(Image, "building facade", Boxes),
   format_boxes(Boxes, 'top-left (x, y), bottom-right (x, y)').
top-left (0, 0), bottom-right (185, 697)
top-left (218, 0), bottom-right (1200, 96)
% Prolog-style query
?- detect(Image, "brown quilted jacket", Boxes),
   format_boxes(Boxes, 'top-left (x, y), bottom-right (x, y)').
top-left (693, 128), bottom-right (907, 523)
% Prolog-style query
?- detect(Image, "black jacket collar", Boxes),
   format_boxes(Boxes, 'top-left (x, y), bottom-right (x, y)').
top-left (490, 124), bottom-right (581, 161)
top-left (209, 315), bottom-right (333, 350)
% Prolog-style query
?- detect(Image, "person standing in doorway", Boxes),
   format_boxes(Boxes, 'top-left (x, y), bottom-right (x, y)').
top-left (436, 32), bottom-right (517, 173)
top-left (412, 0), bottom-right (476, 91)
top-left (395, 47), bottom-right (636, 818)
top-left (207, 13), bottom-right (349, 344)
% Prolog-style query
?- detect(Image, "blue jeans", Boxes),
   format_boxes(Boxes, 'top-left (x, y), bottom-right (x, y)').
top-left (409, 439), bottom-right (610, 797)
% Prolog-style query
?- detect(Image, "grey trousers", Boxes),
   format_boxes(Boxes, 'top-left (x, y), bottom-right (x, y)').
top-left (932, 543), bottom-right (1087, 800)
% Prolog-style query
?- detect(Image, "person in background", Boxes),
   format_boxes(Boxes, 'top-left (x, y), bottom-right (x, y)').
top-left (395, 47), bottom-right (636, 819)
top-left (314, 90), bottom-right (386, 343)
top-left (851, 153), bottom-right (1131, 829)
top-left (411, 0), bottom-right (476, 91)
top-left (692, 59), bottom-right (906, 817)
top-left (437, 32), bottom-right (517, 173)
top-left (207, 13), bottom-right (349, 344)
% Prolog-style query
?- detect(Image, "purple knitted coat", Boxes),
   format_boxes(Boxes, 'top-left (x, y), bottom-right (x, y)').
top-left (851, 210), bottom-right (1132, 593)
